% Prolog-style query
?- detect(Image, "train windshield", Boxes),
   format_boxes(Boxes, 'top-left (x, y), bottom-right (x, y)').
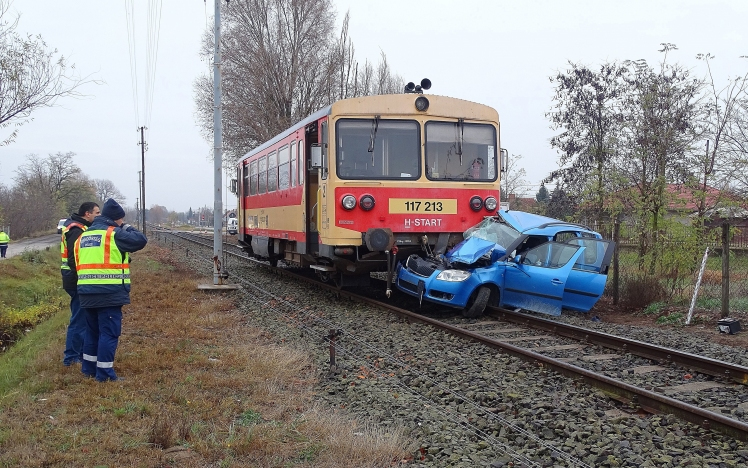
top-left (425, 121), bottom-right (497, 181)
top-left (335, 119), bottom-right (420, 180)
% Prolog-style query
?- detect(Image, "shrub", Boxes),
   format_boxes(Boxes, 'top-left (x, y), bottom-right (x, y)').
top-left (620, 273), bottom-right (666, 309)
top-left (0, 301), bottom-right (64, 349)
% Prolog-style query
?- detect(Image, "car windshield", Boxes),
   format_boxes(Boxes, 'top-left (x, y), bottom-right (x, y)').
top-left (425, 121), bottom-right (497, 181)
top-left (463, 217), bottom-right (520, 248)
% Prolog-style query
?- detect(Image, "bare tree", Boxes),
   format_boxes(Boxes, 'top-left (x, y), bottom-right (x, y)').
top-left (15, 152), bottom-right (82, 203)
top-left (725, 95), bottom-right (748, 196)
top-left (618, 44), bottom-right (703, 268)
top-left (94, 178), bottom-right (126, 205)
top-left (546, 61), bottom-right (627, 220)
top-left (697, 54), bottom-right (748, 201)
top-left (0, 0), bottom-right (95, 145)
top-left (501, 153), bottom-right (530, 209)
top-left (194, 1), bottom-right (402, 163)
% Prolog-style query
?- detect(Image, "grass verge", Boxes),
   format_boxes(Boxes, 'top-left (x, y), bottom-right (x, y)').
top-left (0, 243), bottom-right (413, 467)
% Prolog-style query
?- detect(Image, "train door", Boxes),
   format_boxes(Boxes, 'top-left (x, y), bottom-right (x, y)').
top-left (239, 163), bottom-right (248, 244)
top-left (305, 121), bottom-right (320, 255)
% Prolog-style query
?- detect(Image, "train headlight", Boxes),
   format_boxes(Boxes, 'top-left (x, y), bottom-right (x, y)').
top-left (484, 196), bottom-right (498, 211)
top-left (415, 96), bottom-right (429, 112)
top-left (360, 194), bottom-right (376, 211)
top-left (436, 270), bottom-right (471, 282)
top-left (469, 196), bottom-right (483, 212)
top-left (342, 194), bottom-right (356, 210)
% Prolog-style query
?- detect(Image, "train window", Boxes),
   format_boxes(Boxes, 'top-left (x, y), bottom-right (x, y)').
top-left (258, 156), bottom-right (267, 194)
top-left (335, 119), bottom-right (419, 180)
top-left (243, 164), bottom-right (250, 197)
top-left (278, 145), bottom-right (290, 190)
top-left (249, 160), bottom-right (257, 196)
top-left (290, 141), bottom-right (297, 187)
top-left (321, 121), bottom-right (329, 180)
top-left (425, 121), bottom-right (497, 182)
top-left (267, 151), bottom-right (278, 192)
top-left (298, 142), bottom-right (304, 185)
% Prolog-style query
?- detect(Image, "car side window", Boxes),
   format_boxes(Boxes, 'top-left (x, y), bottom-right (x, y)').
top-left (522, 242), bottom-right (580, 268)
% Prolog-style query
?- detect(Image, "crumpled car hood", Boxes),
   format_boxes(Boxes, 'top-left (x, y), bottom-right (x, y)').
top-left (445, 237), bottom-right (506, 265)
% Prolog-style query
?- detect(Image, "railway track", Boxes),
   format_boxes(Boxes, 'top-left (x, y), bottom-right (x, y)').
top-left (154, 229), bottom-right (748, 444)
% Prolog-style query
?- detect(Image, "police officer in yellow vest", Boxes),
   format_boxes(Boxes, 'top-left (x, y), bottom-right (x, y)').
top-left (0, 229), bottom-right (9, 258)
top-left (74, 199), bottom-right (147, 381)
top-left (61, 202), bottom-right (100, 366)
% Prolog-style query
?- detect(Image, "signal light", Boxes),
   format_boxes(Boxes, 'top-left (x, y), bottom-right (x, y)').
top-left (469, 196), bottom-right (483, 212)
top-left (360, 194), bottom-right (375, 211)
top-left (415, 96), bottom-right (429, 112)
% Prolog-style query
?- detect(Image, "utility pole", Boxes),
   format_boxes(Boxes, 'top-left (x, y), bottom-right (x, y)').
top-left (138, 126), bottom-right (147, 236)
top-left (198, 0), bottom-right (237, 291)
top-left (137, 171), bottom-right (142, 230)
top-left (212, 0), bottom-right (225, 284)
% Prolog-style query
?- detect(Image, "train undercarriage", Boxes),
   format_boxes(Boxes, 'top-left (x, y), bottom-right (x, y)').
top-left (238, 229), bottom-right (464, 292)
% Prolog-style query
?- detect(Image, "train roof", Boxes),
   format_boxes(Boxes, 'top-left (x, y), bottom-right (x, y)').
top-left (238, 94), bottom-right (499, 164)
top-left (238, 106), bottom-right (332, 163)
top-left (331, 94), bottom-right (499, 122)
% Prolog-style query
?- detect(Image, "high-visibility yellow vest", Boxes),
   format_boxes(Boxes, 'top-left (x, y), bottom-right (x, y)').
top-left (0, 232), bottom-right (9, 244)
top-left (61, 221), bottom-right (86, 272)
top-left (74, 226), bottom-right (130, 286)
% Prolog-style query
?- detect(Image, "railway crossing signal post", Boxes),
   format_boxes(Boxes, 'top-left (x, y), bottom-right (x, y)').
top-left (199, 0), bottom-right (239, 291)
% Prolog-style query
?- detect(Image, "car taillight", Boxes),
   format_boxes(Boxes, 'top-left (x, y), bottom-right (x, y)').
top-left (484, 196), bottom-right (497, 211)
top-left (360, 194), bottom-right (375, 211)
top-left (469, 196), bottom-right (483, 212)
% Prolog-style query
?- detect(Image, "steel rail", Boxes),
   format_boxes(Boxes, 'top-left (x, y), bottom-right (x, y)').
top-left (487, 306), bottom-right (748, 385)
top-left (158, 230), bottom-right (748, 441)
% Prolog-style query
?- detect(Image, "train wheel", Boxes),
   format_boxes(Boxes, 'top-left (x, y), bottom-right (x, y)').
top-left (462, 286), bottom-right (490, 318)
top-left (333, 273), bottom-right (343, 290)
top-left (269, 258), bottom-right (278, 267)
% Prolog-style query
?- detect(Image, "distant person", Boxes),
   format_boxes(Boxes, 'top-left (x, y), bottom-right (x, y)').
top-left (0, 229), bottom-right (8, 258)
top-left (60, 202), bottom-right (101, 366)
top-left (75, 199), bottom-right (147, 382)
top-left (469, 157), bottom-right (484, 179)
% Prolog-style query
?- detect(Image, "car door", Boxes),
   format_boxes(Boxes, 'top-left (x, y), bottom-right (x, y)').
top-left (562, 238), bottom-right (616, 312)
top-left (501, 242), bottom-right (585, 316)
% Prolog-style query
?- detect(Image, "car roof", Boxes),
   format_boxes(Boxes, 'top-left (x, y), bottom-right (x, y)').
top-left (497, 210), bottom-right (599, 237)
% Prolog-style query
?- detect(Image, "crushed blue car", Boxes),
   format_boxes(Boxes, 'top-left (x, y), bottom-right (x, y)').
top-left (395, 210), bottom-right (615, 317)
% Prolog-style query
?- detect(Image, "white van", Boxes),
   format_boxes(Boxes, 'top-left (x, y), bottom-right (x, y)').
top-left (227, 218), bottom-right (238, 235)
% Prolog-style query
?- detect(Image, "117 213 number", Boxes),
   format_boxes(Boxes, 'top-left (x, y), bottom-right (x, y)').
top-left (404, 201), bottom-right (443, 212)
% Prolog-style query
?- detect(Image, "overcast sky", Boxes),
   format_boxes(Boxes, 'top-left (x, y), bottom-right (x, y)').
top-left (0, 0), bottom-right (746, 212)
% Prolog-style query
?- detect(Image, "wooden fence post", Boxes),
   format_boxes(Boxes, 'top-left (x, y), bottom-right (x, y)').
top-left (613, 220), bottom-right (620, 305)
top-left (722, 222), bottom-right (730, 318)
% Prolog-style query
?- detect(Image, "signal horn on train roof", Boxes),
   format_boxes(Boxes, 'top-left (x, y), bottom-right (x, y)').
top-left (404, 78), bottom-right (431, 94)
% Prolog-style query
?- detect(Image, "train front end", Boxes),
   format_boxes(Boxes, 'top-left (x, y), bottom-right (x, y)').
top-left (317, 94), bottom-right (503, 286)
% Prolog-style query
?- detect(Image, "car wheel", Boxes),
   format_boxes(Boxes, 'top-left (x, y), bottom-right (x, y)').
top-left (463, 286), bottom-right (490, 318)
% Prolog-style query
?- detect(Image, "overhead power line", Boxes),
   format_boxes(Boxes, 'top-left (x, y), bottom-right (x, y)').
top-left (123, 0), bottom-right (163, 135)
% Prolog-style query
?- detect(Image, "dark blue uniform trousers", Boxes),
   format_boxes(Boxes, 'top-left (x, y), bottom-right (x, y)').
top-left (63, 288), bottom-right (86, 365)
top-left (82, 306), bottom-right (122, 382)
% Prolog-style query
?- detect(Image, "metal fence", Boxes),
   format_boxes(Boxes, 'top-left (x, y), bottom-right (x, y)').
top-left (593, 221), bottom-right (748, 316)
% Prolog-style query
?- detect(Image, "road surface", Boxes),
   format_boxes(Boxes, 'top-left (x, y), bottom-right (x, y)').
top-left (3, 234), bottom-right (60, 259)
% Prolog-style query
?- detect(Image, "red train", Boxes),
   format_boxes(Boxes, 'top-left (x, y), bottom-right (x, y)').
top-left (233, 87), bottom-right (505, 289)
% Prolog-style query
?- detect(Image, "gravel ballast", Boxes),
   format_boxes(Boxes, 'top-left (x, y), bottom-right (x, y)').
top-left (159, 233), bottom-right (748, 467)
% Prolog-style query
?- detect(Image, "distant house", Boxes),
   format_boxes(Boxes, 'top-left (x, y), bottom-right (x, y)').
top-left (645, 184), bottom-right (748, 245)
top-left (506, 194), bottom-right (540, 212)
